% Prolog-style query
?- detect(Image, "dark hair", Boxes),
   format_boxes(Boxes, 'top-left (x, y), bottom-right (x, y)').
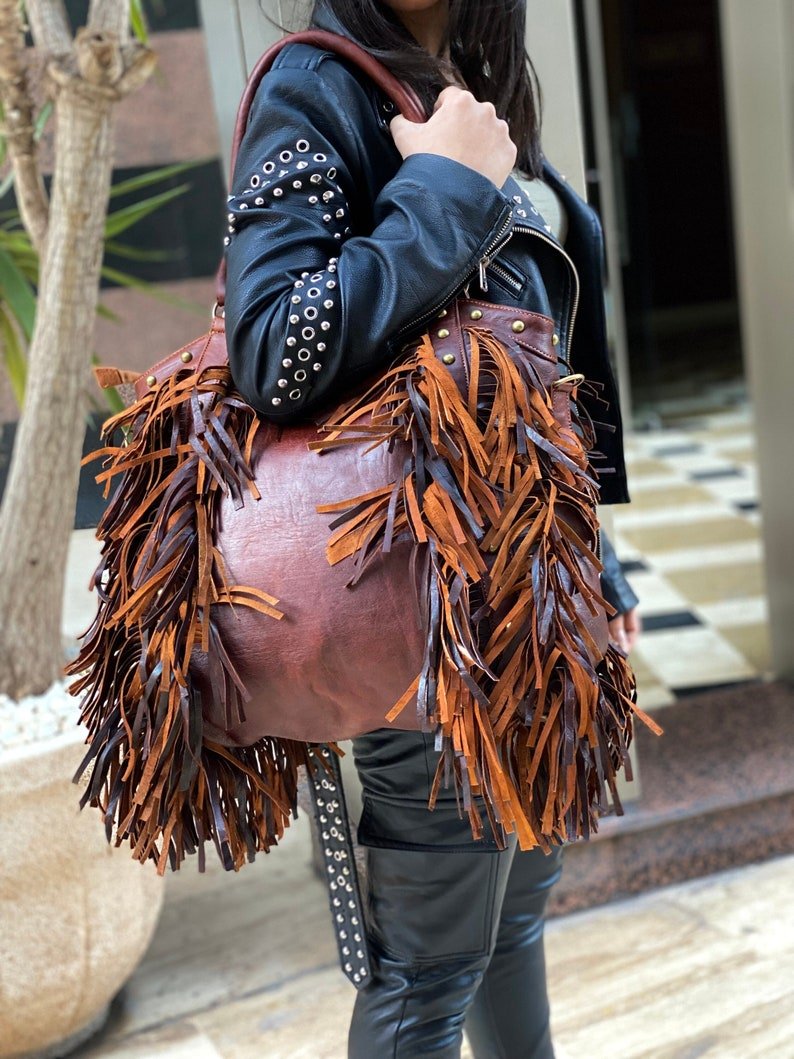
top-left (288, 0), bottom-right (543, 177)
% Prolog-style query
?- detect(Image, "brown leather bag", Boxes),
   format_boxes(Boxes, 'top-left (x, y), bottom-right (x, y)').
top-left (66, 30), bottom-right (661, 876)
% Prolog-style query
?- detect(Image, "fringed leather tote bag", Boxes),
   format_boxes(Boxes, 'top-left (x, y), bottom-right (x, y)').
top-left (66, 30), bottom-right (662, 880)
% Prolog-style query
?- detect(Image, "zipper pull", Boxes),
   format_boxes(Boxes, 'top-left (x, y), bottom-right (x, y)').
top-left (478, 255), bottom-right (489, 293)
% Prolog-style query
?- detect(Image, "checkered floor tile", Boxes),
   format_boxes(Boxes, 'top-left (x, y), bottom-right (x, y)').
top-left (612, 405), bottom-right (771, 708)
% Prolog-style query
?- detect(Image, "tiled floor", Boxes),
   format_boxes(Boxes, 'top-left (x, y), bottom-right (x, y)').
top-left (75, 809), bottom-right (794, 1059)
top-left (612, 406), bottom-right (771, 710)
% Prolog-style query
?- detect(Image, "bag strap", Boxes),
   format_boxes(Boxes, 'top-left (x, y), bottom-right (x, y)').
top-left (213, 29), bottom-right (427, 308)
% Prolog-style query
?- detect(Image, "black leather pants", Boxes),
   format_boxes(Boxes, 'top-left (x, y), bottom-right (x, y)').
top-left (348, 728), bottom-right (565, 1059)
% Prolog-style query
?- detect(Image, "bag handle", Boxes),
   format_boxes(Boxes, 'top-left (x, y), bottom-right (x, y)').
top-left (213, 29), bottom-right (428, 308)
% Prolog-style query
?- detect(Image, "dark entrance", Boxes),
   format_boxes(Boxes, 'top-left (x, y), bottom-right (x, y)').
top-left (575, 0), bottom-right (743, 425)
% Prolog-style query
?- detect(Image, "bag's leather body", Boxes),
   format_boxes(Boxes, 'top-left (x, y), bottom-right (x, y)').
top-left (188, 298), bottom-right (610, 746)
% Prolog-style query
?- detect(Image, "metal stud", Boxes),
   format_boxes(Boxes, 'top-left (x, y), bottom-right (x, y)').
top-left (302, 327), bottom-right (315, 340)
top-left (310, 174), bottom-right (322, 184)
top-left (263, 161), bottom-right (275, 173)
top-left (223, 236), bottom-right (230, 246)
top-left (180, 350), bottom-right (193, 363)
top-left (273, 187), bottom-right (283, 197)
top-left (255, 197), bottom-right (264, 205)
top-left (286, 337), bottom-right (297, 347)
top-left (279, 150), bottom-right (293, 162)
top-left (320, 321), bottom-right (331, 330)
top-left (296, 139), bottom-right (310, 152)
top-left (442, 353), bottom-right (455, 365)
top-left (282, 358), bottom-right (293, 368)
top-left (470, 309), bottom-right (483, 320)
top-left (250, 173), bottom-right (260, 187)
top-left (314, 153), bottom-right (327, 162)
top-left (146, 374), bottom-right (157, 387)
top-left (289, 388), bottom-right (301, 400)
top-left (438, 328), bottom-right (450, 339)
top-left (324, 299), bottom-right (334, 309)
top-left (278, 378), bottom-right (288, 388)
top-left (552, 333), bottom-right (560, 345)
top-left (295, 369), bottom-right (307, 382)
top-left (335, 208), bottom-right (345, 218)
top-left (292, 180), bottom-right (303, 189)
top-left (313, 362), bottom-right (322, 371)
top-left (271, 396), bottom-right (281, 406)
top-left (317, 342), bottom-right (326, 351)
top-left (298, 349), bottom-right (311, 361)
top-left (308, 195), bottom-right (319, 204)
top-left (511, 320), bottom-right (526, 333)
top-left (290, 314), bottom-right (300, 324)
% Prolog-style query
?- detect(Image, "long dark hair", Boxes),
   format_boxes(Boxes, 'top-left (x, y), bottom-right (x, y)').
top-left (304, 0), bottom-right (543, 178)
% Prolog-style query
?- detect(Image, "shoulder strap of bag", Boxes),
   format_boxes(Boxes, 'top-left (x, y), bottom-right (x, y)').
top-left (213, 29), bottom-right (427, 307)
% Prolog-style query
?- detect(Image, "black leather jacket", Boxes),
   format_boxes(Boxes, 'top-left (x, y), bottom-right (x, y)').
top-left (222, 9), bottom-right (638, 614)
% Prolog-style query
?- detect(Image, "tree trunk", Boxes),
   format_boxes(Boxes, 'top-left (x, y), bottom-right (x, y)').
top-left (0, 8), bottom-right (154, 699)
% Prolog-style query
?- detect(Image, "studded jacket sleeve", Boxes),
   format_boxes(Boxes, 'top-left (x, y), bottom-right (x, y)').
top-left (222, 62), bottom-right (515, 421)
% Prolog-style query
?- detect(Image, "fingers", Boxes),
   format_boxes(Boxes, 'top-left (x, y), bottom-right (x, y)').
top-left (608, 615), bottom-right (630, 654)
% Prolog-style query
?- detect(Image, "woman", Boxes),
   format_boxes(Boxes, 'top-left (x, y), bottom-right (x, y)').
top-left (224, 1), bottom-right (641, 1055)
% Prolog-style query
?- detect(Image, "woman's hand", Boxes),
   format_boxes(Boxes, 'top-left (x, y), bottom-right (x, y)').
top-left (608, 607), bottom-right (643, 654)
top-left (390, 86), bottom-right (517, 190)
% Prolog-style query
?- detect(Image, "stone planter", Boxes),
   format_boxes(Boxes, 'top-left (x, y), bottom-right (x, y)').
top-left (0, 725), bottom-right (165, 1058)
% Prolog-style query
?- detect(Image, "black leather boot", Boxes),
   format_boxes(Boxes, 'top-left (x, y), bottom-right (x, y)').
top-left (348, 728), bottom-right (564, 1058)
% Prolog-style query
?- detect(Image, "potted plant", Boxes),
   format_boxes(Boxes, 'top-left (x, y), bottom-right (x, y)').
top-left (0, 1), bottom-right (205, 1054)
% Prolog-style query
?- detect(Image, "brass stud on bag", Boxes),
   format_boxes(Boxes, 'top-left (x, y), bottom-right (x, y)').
top-left (146, 374), bottom-right (156, 387)
top-left (438, 328), bottom-right (450, 339)
top-left (180, 351), bottom-right (193, 363)
top-left (511, 320), bottom-right (526, 333)
top-left (470, 309), bottom-right (483, 320)
top-left (438, 308), bottom-right (448, 318)
top-left (552, 333), bottom-right (560, 346)
top-left (442, 353), bottom-right (455, 365)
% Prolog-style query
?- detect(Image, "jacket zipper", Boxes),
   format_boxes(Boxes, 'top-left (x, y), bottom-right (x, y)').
top-left (486, 260), bottom-right (523, 294)
top-left (392, 219), bottom-right (581, 361)
top-left (392, 210), bottom-right (514, 343)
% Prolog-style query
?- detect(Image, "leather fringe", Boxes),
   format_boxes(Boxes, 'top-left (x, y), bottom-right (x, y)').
top-left (313, 326), bottom-right (663, 851)
top-left (65, 364), bottom-right (319, 874)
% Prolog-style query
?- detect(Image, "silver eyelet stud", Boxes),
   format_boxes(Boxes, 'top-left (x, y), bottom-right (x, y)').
top-left (314, 153), bottom-right (327, 162)
top-left (310, 273), bottom-right (323, 281)
top-left (295, 369), bottom-right (307, 382)
top-left (289, 388), bottom-right (301, 400)
top-left (279, 150), bottom-right (293, 162)
top-left (298, 348), bottom-right (311, 361)
top-left (302, 327), bottom-right (315, 340)
top-left (327, 167), bottom-right (337, 179)
top-left (250, 173), bottom-right (260, 187)
top-left (308, 287), bottom-right (321, 298)
top-left (296, 139), bottom-right (310, 152)
top-left (304, 306), bottom-right (318, 320)
top-left (263, 161), bottom-right (275, 173)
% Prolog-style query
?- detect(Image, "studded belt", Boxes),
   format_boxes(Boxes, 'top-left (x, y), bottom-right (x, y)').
top-left (307, 747), bottom-right (372, 989)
